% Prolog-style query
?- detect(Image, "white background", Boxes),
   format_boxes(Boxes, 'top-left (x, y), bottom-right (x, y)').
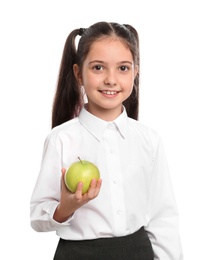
top-left (0, 0), bottom-right (211, 259)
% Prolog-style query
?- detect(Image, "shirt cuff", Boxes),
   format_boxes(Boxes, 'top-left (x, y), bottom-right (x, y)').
top-left (43, 201), bottom-right (75, 226)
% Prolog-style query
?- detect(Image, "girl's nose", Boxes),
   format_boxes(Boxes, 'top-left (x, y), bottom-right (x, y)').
top-left (104, 71), bottom-right (117, 86)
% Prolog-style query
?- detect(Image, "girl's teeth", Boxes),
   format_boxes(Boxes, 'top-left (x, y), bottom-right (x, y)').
top-left (102, 91), bottom-right (117, 95)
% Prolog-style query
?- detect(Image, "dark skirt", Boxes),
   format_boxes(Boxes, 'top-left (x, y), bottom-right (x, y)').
top-left (53, 227), bottom-right (154, 260)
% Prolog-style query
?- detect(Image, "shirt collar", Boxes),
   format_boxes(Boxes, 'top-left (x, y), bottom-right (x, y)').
top-left (78, 105), bottom-right (129, 142)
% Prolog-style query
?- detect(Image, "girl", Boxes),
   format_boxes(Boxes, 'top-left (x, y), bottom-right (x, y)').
top-left (30, 22), bottom-right (183, 259)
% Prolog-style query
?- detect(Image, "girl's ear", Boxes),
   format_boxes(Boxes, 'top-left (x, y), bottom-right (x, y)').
top-left (73, 64), bottom-right (83, 85)
top-left (134, 65), bottom-right (139, 78)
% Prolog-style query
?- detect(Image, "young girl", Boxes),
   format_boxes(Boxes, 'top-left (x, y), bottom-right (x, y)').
top-left (30, 22), bottom-right (183, 259)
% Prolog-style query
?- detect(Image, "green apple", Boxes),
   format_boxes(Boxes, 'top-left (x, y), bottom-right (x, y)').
top-left (64, 157), bottom-right (100, 194)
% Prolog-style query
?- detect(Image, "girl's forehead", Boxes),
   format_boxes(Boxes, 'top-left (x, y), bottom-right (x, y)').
top-left (86, 40), bottom-right (132, 61)
top-left (83, 39), bottom-right (133, 66)
top-left (91, 36), bottom-right (129, 49)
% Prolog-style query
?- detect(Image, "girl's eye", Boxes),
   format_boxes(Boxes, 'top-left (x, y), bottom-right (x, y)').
top-left (93, 65), bottom-right (103, 70)
top-left (120, 66), bottom-right (129, 71)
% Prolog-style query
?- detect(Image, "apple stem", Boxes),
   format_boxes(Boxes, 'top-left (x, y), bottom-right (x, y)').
top-left (78, 157), bottom-right (83, 164)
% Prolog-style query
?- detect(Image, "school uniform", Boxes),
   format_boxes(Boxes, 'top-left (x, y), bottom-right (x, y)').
top-left (30, 105), bottom-right (183, 259)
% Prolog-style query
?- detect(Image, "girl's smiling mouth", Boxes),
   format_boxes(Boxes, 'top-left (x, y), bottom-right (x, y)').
top-left (99, 90), bottom-right (121, 95)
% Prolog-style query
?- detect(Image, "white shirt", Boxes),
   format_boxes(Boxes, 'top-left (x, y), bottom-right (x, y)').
top-left (30, 105), bottom-right (183, 259)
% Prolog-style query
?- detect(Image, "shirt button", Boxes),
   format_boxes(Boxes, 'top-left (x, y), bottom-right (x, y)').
top-left (113, 179), bottom-right (118, 184)
top-left (117, 210), bottom-right (122, 215)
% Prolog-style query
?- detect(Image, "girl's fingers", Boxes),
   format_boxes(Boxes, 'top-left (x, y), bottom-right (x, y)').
top-left (61, 174), bottom-right (102, 202)
top-left (61, 168), bottom-right (69, 191)
top-left (95, 179), bottom-right (102, 196)
top-left (87, 179), bottom-right (102, 199)
top-left (61, 168), bottom-right (75, 195)
top-left (60, 168), bottom-right (65, 189)
top-left (61, 168), bottom-right (66, 174)
top-left (75, 182), bottom-right (84, 199)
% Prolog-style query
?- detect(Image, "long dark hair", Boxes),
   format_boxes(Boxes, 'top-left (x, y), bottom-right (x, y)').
top-left (52, 22), bottom-right (140, 128)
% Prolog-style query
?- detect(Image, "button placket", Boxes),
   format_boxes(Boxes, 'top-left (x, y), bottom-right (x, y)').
top-left (103, 124), bottom-right (126, 234)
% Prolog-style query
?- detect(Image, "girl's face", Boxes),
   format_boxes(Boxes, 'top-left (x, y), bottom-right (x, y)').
top-left (74, 37), bottom-right (138, 121)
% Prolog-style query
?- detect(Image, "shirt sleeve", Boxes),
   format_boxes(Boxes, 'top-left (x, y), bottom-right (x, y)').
top-left (30, 133), bottom-right (72, 232)
top-left (145, 134), bottom-right (183, 260)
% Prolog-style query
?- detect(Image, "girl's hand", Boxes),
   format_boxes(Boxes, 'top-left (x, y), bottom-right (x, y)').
top-left (53, 168), bottom-right (102, 223)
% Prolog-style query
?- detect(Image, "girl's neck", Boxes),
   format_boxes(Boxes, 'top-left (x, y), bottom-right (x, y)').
top-left (85, 104), bottom-right (123, 122)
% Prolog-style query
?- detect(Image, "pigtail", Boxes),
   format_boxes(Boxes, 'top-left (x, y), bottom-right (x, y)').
top-left (123, 73), bottom-right (139, 120)
top-left (122, 24), bottom-right (140, 120)
top-left (52, 29), bottom-right (83, 128)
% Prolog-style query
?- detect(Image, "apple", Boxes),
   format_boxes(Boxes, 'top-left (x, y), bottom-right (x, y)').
top-left (64, 157), bottom-right (100, 194)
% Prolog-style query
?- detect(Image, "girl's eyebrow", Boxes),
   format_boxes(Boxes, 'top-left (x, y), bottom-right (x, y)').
top-left (88, 60), bottom-right (133, 65)
top-left (88, 60), bottom-right (104, 64)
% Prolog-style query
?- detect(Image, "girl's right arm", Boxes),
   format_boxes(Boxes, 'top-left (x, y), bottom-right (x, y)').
top-left (30, 133), bottom-right (102, 232)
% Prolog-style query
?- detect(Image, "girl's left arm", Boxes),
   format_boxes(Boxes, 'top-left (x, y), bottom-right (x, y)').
top-left (145, 135), bottom-right (183, 260)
